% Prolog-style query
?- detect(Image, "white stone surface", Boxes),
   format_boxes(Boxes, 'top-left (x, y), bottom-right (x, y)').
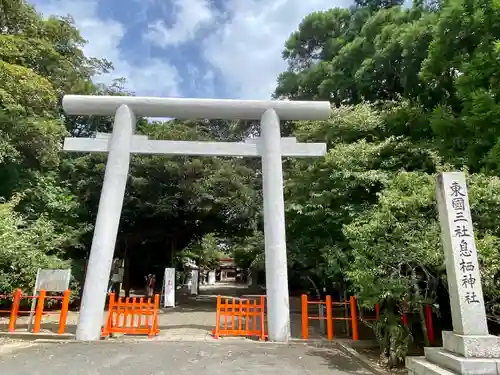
top-left (76, 105), bottom-right (135, 341)
top-left (443, 331), bottom-right (500, 359)
top-left (163, 268), bottom-right (175, 308)
top-left (261, 108), bottom-right (291, 342)
top-left (425, 347), bottom-right (500, 375)
top-left (208, 271), bottom-right (216, 286)
top-left (63, 137), bottom-right (327, 157)
top-left (407, 172), bottom-right (500, 375)
top-left (62, 95), bottom-right (331, 120)
top-left (407, 357), bottom-right (457, 375)
top-left (190, 270), bottom-right (199, 296)
top-left (436, 172), bottom-right (488, 336)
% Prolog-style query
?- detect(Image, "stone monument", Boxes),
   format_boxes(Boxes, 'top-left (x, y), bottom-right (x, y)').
top-left (407, 172), bottom-right (500, 375)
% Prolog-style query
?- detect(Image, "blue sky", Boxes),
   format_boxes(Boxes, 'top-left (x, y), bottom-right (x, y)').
top-left (27, 0), bottom-right (370, 100)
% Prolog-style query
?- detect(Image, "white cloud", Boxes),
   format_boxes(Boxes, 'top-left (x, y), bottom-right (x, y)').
top-left (142, 0), bottom-right (351, 100)
top-left (201, 0), bottom-right (351, 100)
top-left (144, 0), bottom-right (215, 48)
top-left (32, 0), bottom-right (361, 100)
top-left (31, 0), bottom-right (181, 97)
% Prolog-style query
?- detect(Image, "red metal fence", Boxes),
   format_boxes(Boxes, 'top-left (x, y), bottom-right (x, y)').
top-left (101, 293), bottom-right (160, 338)
top-left (0, 289), bottom-right (71, 334)
top-left (212, 295), bottom-right (267, 340)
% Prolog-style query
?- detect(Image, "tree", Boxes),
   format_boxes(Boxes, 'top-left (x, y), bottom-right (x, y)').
top-left (0, 195), bottom-right (73, 294)
top-left (179, 233), bottom-right (225, 271)
top-left (0, 0), bottom-right (108, 294)
top-left (354, 0), bottom-right (404, 11)
top-left (275, 0), bottom-right (500, 365)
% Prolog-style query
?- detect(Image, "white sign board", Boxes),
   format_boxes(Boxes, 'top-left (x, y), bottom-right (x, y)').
top-left (27, 268), bottom-right (71, 331)
top-left (163, 268), bottom-right (175, 308)
top-left (208, 271), bottom-right (216, 285)
top-left (190, 269), bottom-right (199, 295)
top-left (35, 269), bottom-right (71, 292)
top-left (111, 267), bottom-right (124, 283)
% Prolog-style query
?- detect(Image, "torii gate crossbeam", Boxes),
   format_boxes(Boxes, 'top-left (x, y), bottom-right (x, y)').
top-left (62, 95), bottom-right (330, 342)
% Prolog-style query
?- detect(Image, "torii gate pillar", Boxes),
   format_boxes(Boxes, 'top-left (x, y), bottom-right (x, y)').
top-left (62, 95), bottom-right (330, 342)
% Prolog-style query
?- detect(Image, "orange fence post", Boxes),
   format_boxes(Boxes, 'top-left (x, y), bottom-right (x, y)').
top-left (424, 304), bottom-right (435, 344)
top-left (214, 296), bottom-right (221, 339)
top-left (138, 297), bottom-right (144, 329)
top-left (231, 298), bottom-right (236, 331)
top-left (124, 297), bottom-right (130, 328)
top-left (151, 294), bottom-right (160, 337)
top-left (301, 294), bottom-right (309, 340)
top-left (212, 295), bottom-right (267, 340)
top-left (375, 304), bottom-right (380, 320)
top-left (325, 295), bottom-right (333, 340)
top-left (101, 293), bottom-right (115, 337)
top-left (148, 294), bottom-right (160, 338)
top-left (259, 296), bottom-right (265, 341)
top-left (33, 289), bottom-right (46, 333)
top-left (350, 296), bottom-right (359, 341)
top-left (8, 289), bottom-right (22, 332)
top-left (58, 289), bottom-right (71, 334)
top-left (154, 294), bottom-right (160, 335)
top-left (130, 297), bottom-right (137, 331)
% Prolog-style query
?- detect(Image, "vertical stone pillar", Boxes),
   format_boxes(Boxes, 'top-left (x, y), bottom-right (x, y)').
top-left (76, 105), bottom-right (135, 341)
top-left (436, 172), bottom-right (488, 336)
top-left (407, 172), bottom-right (500, 375)
top-left (260, 108), bottom-right (291, 342)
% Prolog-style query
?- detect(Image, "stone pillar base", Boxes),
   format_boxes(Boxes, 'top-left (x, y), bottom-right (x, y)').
top-left (407, 332), bottom-right (500, 375)
top-left (442, 332), bottom-right (500, 358)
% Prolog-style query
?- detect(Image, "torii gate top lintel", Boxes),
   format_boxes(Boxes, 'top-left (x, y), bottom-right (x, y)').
top-left (62, 95), bottom-right (331, 121)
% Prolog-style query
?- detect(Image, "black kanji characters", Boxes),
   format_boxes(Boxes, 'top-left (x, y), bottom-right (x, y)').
top-left (450, 181), bottom-right (466, 197)
top-left (451, 197), bottom-right (465, 211)
top-left (459, 240), bottom-right (472, 257)
top-left (455, 225), bottom-right (471, 238)
top-left (464, 291), bottom-right (480, 304)
top-left (461, 273), bottom-right (476, 288)
top-left (459, 259), bottom-right (475, 272)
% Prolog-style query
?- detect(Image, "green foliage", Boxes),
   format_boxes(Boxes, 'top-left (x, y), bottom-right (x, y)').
top-left (179, 233), bottom-right (225, 271)
top-left (4, 0), bottom-right (500, 368)
top-left (0, 196), bottom-right (74, 294)
top-left (277, 0), bottom-right (500, 365)
top-left (0, 0), bottom-right (111, 297)
top-left (232, 231), bottom-right (265, 270)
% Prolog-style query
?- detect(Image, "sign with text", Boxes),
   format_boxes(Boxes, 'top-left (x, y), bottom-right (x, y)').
top-left (35, 269), bottom-right (71, 292)
top-left (436, 172), bottom-right (488, 336)
top-left (190, 269), bottom-right (199, 295)
top-left (163, 268), bottom-right (175, 308)
top-left (208, 271), bottom-right (216, 285)
top-left (111, 268), bottom-right (124, 283)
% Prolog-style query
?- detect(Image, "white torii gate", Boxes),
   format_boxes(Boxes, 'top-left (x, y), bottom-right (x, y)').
top-left (62, 95), bottom-right (330, 342)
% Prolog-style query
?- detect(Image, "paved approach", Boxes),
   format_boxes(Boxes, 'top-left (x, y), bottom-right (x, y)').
top-left (0, 340), bottom-right (375, 375)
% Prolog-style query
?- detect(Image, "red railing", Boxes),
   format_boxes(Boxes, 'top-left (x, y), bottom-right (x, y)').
top-left (212, 296), bottom-right (266, 340)
top-left (0, 289), bottom-right (71, 334)
top-left (301, 295), bottom-right (359, 340)
top-left (101, 293), bottom-right (160, 338)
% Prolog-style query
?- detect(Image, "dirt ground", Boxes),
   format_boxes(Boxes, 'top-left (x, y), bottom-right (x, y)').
top-left (0, 339), bottom-right (378, 375)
